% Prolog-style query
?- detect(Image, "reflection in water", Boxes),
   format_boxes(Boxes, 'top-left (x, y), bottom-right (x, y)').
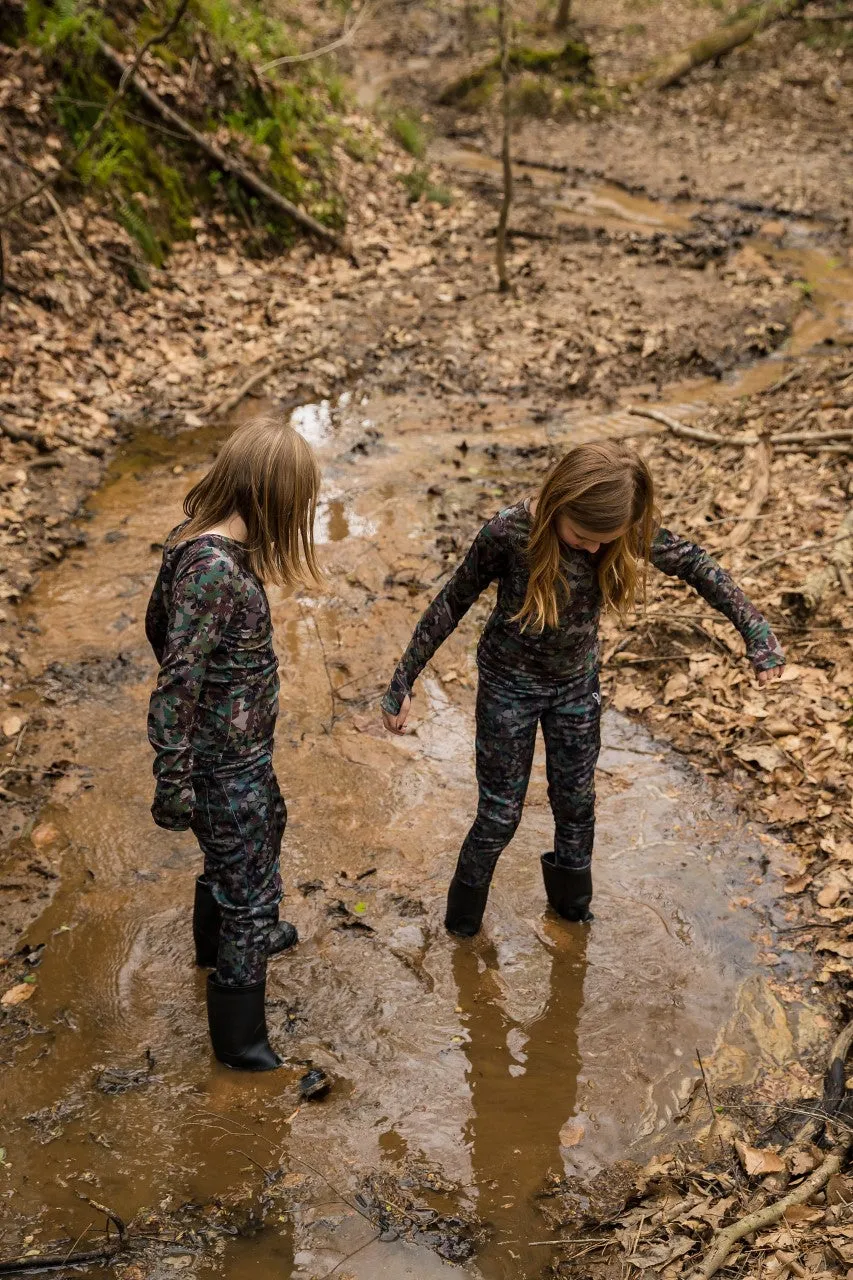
top-left (291, 399), bottom-right (333, 446)
top-left (325, 498), bottom-right (350, 543)
top-left (453, 930), bottom-right (588, 1279)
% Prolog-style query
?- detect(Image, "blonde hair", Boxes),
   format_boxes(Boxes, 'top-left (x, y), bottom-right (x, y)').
top-left (514, 441), bottom-right (657, 632)
top-left (178, 415), bottom-right (321, 587)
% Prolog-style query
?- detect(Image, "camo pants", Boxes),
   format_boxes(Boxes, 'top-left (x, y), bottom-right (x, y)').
top-left (454, 664), bottom-right (601, 890)
top-left (190, 761), bottom-right (284, 986)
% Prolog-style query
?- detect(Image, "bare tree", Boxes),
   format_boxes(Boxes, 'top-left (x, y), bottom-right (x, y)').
top-left (495, 0), bottom-right (513, 293)
top-left (554, 0), bottom-right (571, 33)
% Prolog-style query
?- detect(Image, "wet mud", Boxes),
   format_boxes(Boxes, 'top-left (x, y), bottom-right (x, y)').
top-left (0, 372), bottom-right (827, 1277)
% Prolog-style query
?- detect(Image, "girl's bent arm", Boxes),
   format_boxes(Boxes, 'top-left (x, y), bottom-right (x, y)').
top-left (650, 528), bottom-right (784, 671)
top-left (382, 519), bottom-right (508, 715)
top-left (147, 546), bottom-right (237, 830)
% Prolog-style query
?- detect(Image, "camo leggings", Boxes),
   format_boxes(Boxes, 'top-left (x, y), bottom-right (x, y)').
top-left (190, 761), bottom-right (285, 986)
top-left (454, 664), bottom-right (601, 890)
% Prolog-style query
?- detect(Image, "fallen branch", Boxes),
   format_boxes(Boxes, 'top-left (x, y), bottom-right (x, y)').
top-left (779, 507), bottom-right (853, 617)
top-left (690, 1020), bottom-right (853, 1279)
top-left (0, 0), bottom-right (190, 224)
top-left (743, 522), bottom-right (853, 576)
top-left (638, 0), bottom-right (808, 92)
top-left (0, 1244), bottom-right (125, 1274)
top-left (724, 438), bottom-right (771, 549)
top-left (690, 1141), bottom-right (850, 1279)
top-left (208, 342), bottom-right (333, 418)
top-left (98, 41), bottom-right (348, 254)
top-left (211, 360), bottom-right (280, 419)
top-left (0, 1197), bottom-right (128, 1275)
top-left (771, 427), bottom-right (853, 444)
top-left (626, 405), bottom-right (758, 446)
top-left (43, 189), bottom-right (103, 279)
top-left (259, 0), bottom-right (375, 71)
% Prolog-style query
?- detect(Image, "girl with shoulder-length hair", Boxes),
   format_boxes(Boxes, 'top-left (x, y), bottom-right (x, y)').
top-left (146, 416), bottom-right (321, 1071)
top-left (381, 440), bottom-right (784, 936)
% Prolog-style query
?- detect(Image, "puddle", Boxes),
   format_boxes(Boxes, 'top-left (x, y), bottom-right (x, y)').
top-left (0, 386), bottom-right (814, 1278)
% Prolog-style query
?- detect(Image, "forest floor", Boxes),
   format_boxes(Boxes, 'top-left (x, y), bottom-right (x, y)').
top-left (1, 0), bottom-right (852, 1277)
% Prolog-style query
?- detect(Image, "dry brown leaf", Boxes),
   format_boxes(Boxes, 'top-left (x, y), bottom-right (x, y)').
top-left (663, 671), bottom-right (689, 704)
top-left (31, 823), bottom-right (60, 849)
top-left (612, 685), bottom-right (656, 713)
top-left (1, 713), bottom-right (23, 737)
top-left (1, 981), bottom-right (36, 1007)
top-left (733, 743), bottom-right (786, 772)
top-left (735, 1139), bottom-right (786, 1176)
top-left (559, 1118), bottom-right (586, 1147)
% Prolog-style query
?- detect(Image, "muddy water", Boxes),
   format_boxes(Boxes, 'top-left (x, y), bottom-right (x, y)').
top-left (0, 386), bottom-right (820, 1280)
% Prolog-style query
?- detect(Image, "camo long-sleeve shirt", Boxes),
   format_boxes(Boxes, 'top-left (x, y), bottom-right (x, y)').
top-left (381, 501), bottom-right (784, 715)
top-left (146, 530), bottom-right (279, 831)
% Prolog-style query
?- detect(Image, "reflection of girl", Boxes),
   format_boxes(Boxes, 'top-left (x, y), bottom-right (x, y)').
top-left (146, 418), bottom-right (321, 1071)
top-left (382, 442), bottom-right (784, 936)
top-left (452, 933), bottom-right (587, 1270)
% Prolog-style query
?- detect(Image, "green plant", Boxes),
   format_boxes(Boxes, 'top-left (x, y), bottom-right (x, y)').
top-left (399, 165), bottom-right (453, 206)
top-left (25, 0), bottom-right (102, 54)
top-left (390, 111), bottom-right (427, 158)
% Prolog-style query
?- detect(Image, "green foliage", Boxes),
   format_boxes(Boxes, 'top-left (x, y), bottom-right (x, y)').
top-left (399, 165), bottom-right (453, 207)
top-left (15, 0), bottom-right (352, 270)
top-left (190, 0), bottom-right (299, 63)
top-left (390, 111), bottom-right (428, 158)
top-left (24, 0), bottom-right (101, 54)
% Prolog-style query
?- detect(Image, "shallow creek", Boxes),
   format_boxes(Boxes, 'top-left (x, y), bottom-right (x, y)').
top-left (1, 179), bottom-right (849, 1278)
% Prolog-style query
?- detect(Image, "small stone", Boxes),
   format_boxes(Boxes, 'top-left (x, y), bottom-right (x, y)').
top-left (299, 1067), bottom-right (331, 1101)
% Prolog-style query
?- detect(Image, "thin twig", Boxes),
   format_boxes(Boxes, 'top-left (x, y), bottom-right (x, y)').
top-left (696, 1049), bottom-right (717, 1118)
top-left (0, 0), bottom-right (191, 223)
top-left (260, 1), bottom-right (376, 70)
top-left (742, 527), bottom-right (853, 576)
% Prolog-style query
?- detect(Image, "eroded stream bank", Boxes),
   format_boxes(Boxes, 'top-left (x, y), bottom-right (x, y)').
top-left (0, 382), bottom-right (830, 1279)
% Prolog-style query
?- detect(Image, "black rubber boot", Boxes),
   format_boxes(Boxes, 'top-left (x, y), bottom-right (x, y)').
top-left (206, 974), bottom-right (283, 1071)
top-left (445, 876), bottom-right (490, 937)
top-left (540, 853), bottom-right (594, 922)
top-left (193, 877), bottom-right (298, 968)
top-left (193, 877), bottom-right (220, 967)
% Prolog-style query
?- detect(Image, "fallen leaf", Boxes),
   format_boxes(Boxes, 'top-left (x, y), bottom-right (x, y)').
top-left (1, 713), bottom-right (23, 738)
top-left (733, 743), bottom-right (786, 772)
top-left (612, 685), bottom-right (656, 713)
top-left (31, 823), bottom-right (60, 850)
top-left (663, 671), bottom-right (689, 704)
top-left (735, 1139), bottom-right (786, 1176)
top-left (559, 1118), bottom-right (586, 1147)
top-left (1, 982), bottom-right (36, 1007)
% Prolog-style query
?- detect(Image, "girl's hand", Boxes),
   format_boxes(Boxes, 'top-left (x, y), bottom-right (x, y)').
top-left (757, 666), bottom-right (784, 687)
top-left (382, 695), bottom-right (411, 735)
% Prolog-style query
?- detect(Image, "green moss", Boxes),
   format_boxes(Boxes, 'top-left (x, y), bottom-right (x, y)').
top-left (439, 36), bottom-right (592, 106)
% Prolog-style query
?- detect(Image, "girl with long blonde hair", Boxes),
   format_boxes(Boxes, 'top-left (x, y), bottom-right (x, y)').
top-left (382, 441), bottom-right (783, 935)
top-left (146, 416), bottom-right (321, 1071)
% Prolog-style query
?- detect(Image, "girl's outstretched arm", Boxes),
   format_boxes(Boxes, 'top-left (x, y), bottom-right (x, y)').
top-left (147, 544), bottom-right (237, 829)
top-left (382, 516), bottom-right (509, 726)
top-left (650, 528), bottom-right (784, 680)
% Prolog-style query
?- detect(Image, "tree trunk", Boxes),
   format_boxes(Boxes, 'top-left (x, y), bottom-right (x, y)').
top-left (495, 0), bottom-right (513, 294)
top-left (554, 0), bottom-right (571, 32)
top-left (640, 0), bottom-right (808, 91)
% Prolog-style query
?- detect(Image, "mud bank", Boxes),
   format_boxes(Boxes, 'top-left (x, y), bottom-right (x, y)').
top-left (0, 391), bottom-right (829, 1279)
